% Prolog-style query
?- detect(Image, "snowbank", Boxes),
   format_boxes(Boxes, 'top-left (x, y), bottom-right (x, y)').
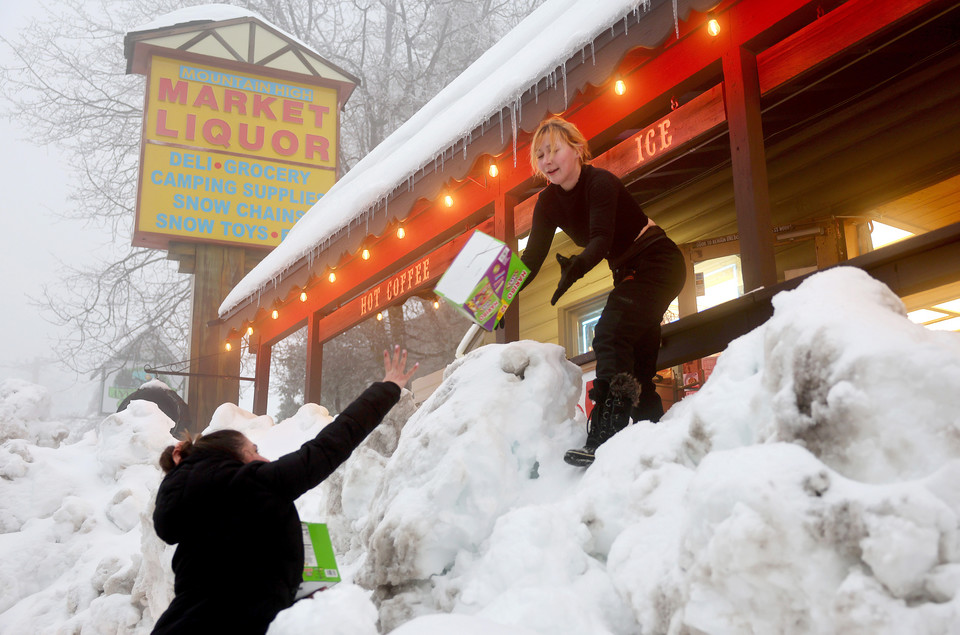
top-left (2, 267), bottom-right (959, 634)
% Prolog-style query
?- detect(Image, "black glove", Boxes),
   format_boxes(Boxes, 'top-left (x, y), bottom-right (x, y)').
top-left (551, 253), bottom-right (587, 305)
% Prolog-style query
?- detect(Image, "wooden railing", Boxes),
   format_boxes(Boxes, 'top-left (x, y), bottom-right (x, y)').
top-left (570, 220), bottom-right (960, 371)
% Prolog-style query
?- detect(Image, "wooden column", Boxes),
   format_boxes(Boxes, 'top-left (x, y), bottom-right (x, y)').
top-left (494, 192), bottom-right (520, 344)
top-left (305, 311), bottom-right (323, 405)
top-left (722, 45), bottom-right (777, 292)
top-left (188, 244), bottom-right (245, 432)
top-left (677, 245), bottom-right (698, 318)
top-left (252, 341), bottom-right (272, 415)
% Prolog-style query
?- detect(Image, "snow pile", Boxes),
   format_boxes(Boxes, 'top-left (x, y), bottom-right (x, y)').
top-left (1, 378), bottom-right (100, 449)
top-left (274, 267), bottom-right (960, 634)
top-left (0, 400), bottom-right (173, 633)
top-left (1, 379), bottom-right (52, 444)
top-left (2, 267), bottom-right (960, 634)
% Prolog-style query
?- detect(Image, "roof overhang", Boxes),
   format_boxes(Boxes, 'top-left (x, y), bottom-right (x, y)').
top-left (217, 0), bottom-right (720, 332)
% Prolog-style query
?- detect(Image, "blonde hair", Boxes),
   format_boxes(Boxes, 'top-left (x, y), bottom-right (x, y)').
top-left (529, 117), bottom-right (592, 180)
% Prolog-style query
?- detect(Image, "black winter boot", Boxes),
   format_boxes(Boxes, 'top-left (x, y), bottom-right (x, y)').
top-left (564, 373), bottom-right (640, 467)
top-left (631, 384), bottom-right (664, 423)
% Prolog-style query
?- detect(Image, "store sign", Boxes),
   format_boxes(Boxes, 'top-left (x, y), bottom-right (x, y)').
top-left (134, 55), bottom-right (338, 249)
top-left (594, 83), bottom-right (726, 178)
top-left (359, 257), bottom-right (433, 317)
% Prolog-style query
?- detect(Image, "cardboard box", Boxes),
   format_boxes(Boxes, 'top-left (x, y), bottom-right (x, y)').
top-left (435, 231), bottom-right (529, 331)
top-left (297, 522), bottom-right (340, 599)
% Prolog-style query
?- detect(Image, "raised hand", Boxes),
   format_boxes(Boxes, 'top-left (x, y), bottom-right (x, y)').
top-left (382, 345), bottom-right (418, 388)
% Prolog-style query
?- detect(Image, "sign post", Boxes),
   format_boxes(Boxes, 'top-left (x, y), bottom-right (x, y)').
top-left (126, 12), bottom-right (357, 429)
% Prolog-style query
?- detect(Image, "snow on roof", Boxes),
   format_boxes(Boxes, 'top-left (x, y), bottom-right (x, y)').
top-left (130, 4), bottom-right (262, 33)
top-left (127, 3), bottom-right (329, 66)
top-left (219, 0), bottom-right (707, 317)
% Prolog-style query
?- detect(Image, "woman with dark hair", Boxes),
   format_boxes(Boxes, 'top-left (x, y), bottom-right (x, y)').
top-left (519, 116), bottom-right (686, 467)
top-left (151, 346), bottom-right (418, 634)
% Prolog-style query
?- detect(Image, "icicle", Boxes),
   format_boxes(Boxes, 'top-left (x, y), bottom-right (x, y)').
top-left (534, 81), bottom-right (539, 103)
top-left (673, 0), bottom-right (680, 39)
top-left (561, 62), bottom-right (568, 107)
top-left (510, 99), bottom-right (519, 168)
top-left (623, 16), bottom-right (628, 35)
top-left (499, 109), bottom-right (504, 144)
top-left (590, 42), bottom-right (595, 65)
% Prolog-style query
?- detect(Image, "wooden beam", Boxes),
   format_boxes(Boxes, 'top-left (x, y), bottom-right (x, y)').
top-left (252, 342), bottom-right (271, 416)
top-left (494, 193), bottom-right (520, 344)
top-left (722, 45), bottom-right (777, 291)
top-left (757, 0), bottom-right (943, 94)
top-left (305, 311), bottom-right (323, 404)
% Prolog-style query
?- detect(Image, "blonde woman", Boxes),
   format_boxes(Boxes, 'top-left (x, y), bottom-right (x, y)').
top-left (520, 117), bottom-right (686, 466)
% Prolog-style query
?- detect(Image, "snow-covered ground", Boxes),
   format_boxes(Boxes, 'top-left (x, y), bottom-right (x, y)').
top-left (2, 266), bottom-right (960, 634)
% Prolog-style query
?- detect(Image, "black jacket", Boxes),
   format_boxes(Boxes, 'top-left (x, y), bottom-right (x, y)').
top-left (151, 381), bottom-right (401, 634)
top-left (521, 164), bottom-right (650, 285)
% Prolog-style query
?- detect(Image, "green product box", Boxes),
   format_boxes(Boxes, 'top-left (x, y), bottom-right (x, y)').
top-left (298, 522), bottom-right (340, 599)
top-left (434, 230), bottom-right (530, 331)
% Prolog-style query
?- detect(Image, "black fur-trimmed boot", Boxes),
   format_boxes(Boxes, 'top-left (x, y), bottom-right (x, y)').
top-left (631, 383), bottom-right (664, 423)
top-left (564, 373), bottom-right (640, 467)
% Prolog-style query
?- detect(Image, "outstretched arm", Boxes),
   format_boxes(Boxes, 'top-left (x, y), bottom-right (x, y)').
top-left (253, 346), bottom-right (417, 500)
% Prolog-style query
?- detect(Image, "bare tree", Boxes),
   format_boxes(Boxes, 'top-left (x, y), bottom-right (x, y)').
top-left (1, 0), bottom-right (540, 394)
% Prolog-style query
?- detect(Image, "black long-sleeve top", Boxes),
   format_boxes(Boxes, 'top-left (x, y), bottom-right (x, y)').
top-left (151, 381), bottom-right (401, 635)
top-left (521, 164), bottom-right (649, 284)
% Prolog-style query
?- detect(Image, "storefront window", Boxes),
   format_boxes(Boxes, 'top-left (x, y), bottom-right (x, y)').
top-left (563, 296), bottom-right (606, 356)
top-left (695, 254), bottom-right (743, 311)
top-left (871, 221), bottom-right (914, 248)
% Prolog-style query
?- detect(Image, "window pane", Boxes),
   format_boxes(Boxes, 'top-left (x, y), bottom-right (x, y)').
top-left (695, 255), bottom-right (743, 311)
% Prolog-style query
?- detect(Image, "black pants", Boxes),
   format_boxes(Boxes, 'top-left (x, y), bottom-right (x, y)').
top-left (592, 233), bottom-right (686, 418)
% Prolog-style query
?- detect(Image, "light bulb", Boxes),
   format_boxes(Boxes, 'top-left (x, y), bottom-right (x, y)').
top-left (433, 300), bottom-right (440, 309)
top-left (246, 325), bottom-right (254, 336)
top-left (271, 309), bottom-right (279, 320)
top-left (488, 163), bottom-right (499, 178)
top-left (376, 312), bottom-right (383, 321)
top-left (361, 248), bottom-right (370, 260)
top-left (328, 272), bottom-right (336, 283)
top-left (299, 290), bottom-right (307, 302)
top-left (614, 79), bottom-right (626, 95)
top-left (397, 226), bottom-right (406, 239)
top-left (443, 194), bottom-right (453, 207)
top-left (225, 341), bottom-right (233, 352)
top-left (707, 18), bottom-right (721, 36)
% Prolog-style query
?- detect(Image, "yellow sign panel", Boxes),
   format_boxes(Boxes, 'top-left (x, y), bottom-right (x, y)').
top-left (135, 55), bottom-right (338, 248)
